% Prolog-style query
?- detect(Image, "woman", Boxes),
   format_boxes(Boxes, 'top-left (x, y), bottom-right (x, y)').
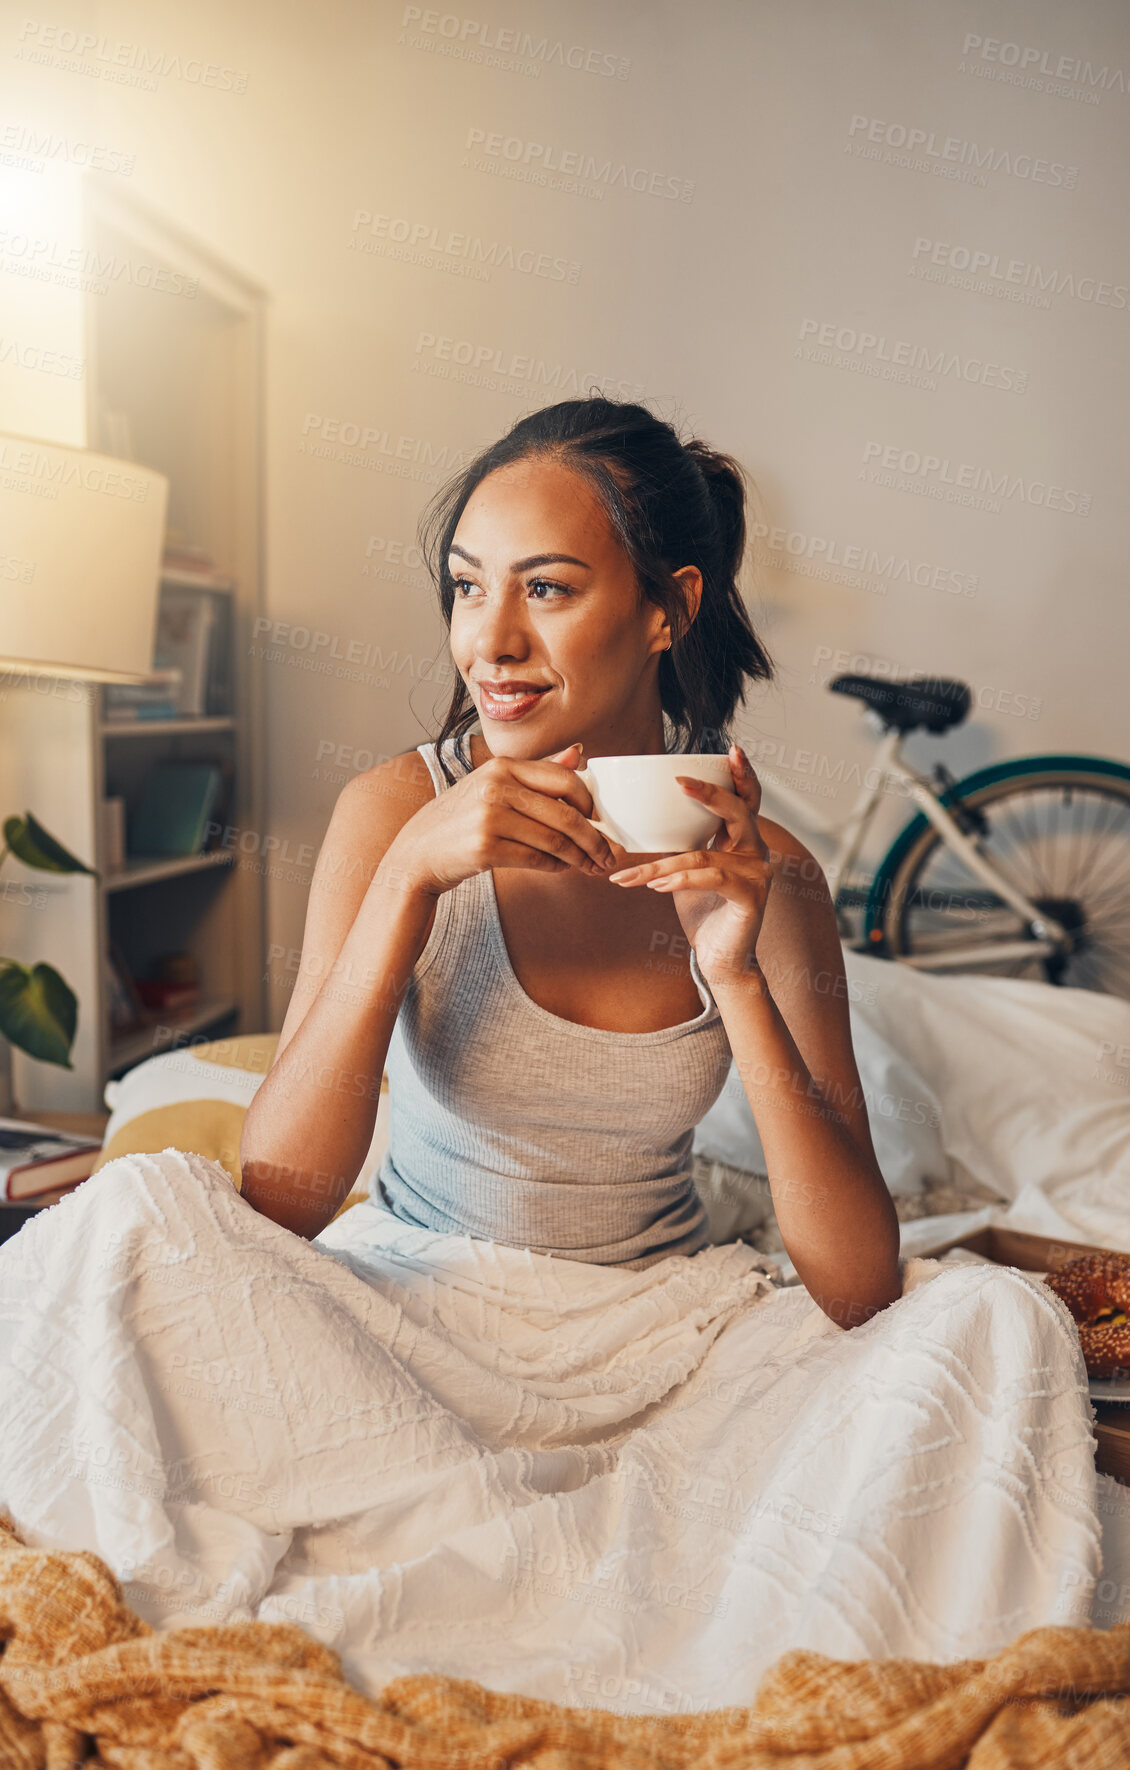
top-left (239, 397), bottom-right (902, 1325)
top-left (0, 399), bottom-right (1101, 1712)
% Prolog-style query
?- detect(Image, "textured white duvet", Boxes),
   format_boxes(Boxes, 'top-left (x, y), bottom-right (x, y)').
top-left (0, 1146), bottom-right (1106, 1714)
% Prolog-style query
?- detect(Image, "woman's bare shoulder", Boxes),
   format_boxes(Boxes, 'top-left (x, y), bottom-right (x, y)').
top-left (273, 751), bottom-right (439, 1058)
top-left (755, 814), bottom-right (827, 889)
top-left (342, 748), bottom-right (437, 817)
top-left (316, 749), bottom-right (437, 880)
top-left (753, 813), bottom-right (840, 971)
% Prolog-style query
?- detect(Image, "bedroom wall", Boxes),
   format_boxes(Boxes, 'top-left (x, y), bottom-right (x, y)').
top-left (5, 0), bottom-right (1128, 1027)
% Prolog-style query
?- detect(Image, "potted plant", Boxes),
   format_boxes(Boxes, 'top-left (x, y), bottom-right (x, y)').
top-left (0, 811), bottom-right (96, 1070)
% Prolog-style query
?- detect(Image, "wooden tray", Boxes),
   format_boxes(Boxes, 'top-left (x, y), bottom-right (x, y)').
top-left (927, 1225), bottom-right (1130, 1487)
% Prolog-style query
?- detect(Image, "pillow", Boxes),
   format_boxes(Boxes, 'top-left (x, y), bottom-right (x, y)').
top-left (93, 1034), bottom-right (390, 1221)
top-left (693, 947), bottom-right (1130, 1250)
top-left (834, 952), bottom-right (1130, 1211)
top-left (693, 950), bottom-right (948, 1206)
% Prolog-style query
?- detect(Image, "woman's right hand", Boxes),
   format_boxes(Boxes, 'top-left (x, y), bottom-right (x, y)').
top-left (383, 741), bottom-right (623, 899)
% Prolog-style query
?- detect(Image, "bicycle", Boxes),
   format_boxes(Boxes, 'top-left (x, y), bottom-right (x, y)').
top-left (748, 672), bottom-right (1130, 998)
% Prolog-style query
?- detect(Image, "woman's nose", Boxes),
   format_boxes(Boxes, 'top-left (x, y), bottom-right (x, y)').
top-left (472, 597), bottom-right (532, 662)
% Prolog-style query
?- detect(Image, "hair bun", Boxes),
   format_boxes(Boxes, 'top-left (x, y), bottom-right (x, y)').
top-left (684, 438), bottom-right (747, 581)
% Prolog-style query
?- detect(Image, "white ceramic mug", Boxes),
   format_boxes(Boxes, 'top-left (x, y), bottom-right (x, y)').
top-left (575, 753), bottom-right (734, 854)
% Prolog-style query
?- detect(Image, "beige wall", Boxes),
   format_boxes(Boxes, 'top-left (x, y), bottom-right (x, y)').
top-left (4, 0), bottom-right (1127, 1027)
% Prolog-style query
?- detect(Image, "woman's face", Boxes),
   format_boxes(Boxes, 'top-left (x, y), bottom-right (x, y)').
top-left (447, 457), bottom-right (696, 757)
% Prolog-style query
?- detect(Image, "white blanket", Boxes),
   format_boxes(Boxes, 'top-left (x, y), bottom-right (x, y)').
top-left (0, 1148), bottom-right (1105, 1714)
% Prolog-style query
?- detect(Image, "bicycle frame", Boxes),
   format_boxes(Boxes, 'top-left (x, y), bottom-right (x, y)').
top-left (753, 716), bottom-right (1071, 967)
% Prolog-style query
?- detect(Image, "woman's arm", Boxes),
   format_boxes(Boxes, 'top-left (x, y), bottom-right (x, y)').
top-left (711, 830), bottom-right (901, 1327)
top-left (610, 749), bottom-right (901, 1328)
top-left (241, 741), bottom-right (613, 1239)
top-left (239, 755), bottom-right (435, 1239)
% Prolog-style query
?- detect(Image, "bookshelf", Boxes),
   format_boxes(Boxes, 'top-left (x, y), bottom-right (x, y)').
top-left (0, 178), bottom-right (267, 1114)
top-left (103, 851), bottom-right (237, 893)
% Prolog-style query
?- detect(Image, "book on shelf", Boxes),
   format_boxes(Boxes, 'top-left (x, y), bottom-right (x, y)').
top-left (0, 1118), bottom-right (102, 1203)
top-left (104, 701), bottom-right (182, 723)
top-left (128, 762), bottom-right (224, 858)
top-left (102, 581), bottom-right (234, 722)
top-left (103, 666), bottom-right (184, 723)
top-left (105, 942), bottom-right (150, 1036)
top-left (153, 583), bottom-right (233, 717)
top-left (200, 755), bottom-right (235, 848)
top-left (154, 587), bottom-right (214, 716)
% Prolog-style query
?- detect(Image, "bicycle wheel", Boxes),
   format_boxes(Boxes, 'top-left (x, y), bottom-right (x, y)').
top-left (867, 761), bottom-right (1130, 997)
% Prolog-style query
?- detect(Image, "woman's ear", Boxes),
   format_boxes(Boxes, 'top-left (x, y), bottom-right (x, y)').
top-left (651, 567), bottom-right (702, 657)
top-left (671, 565), bottom-right (704, 628)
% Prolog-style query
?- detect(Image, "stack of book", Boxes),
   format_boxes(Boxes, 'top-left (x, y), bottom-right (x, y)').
top-left (103, 577), bottom-right (233, 723)
top-left (102, 667), bottom-right (183, 723)
top-left (0, 1118), bottom-right (103, 1209)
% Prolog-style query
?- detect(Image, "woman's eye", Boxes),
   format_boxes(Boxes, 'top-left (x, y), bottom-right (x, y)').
top-left (450, 576), bottom-right (570, 600)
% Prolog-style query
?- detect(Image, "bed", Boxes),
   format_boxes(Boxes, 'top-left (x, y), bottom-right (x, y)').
top-left (1, 950), bottom-right (1128, 1715)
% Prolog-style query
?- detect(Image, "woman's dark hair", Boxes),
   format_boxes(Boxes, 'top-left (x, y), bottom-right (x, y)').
top-left (416, 396), bottom-right (774, 783)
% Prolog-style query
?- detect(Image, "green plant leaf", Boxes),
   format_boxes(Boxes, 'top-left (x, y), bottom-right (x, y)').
top-left (3, 813), bottom-right (97, 877)
top-left (0, 961), bottom-right (77, 1067)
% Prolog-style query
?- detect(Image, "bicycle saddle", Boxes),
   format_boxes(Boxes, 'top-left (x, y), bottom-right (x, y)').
top-left (828, 674), bottom-right (971, 733)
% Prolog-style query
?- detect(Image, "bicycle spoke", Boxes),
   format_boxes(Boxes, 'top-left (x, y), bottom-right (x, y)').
top-left (889, 776), bottom-right (1130, 999)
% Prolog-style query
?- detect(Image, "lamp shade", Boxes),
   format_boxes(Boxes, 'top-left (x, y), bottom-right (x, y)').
top-left (0, 433), bottom-right (169, 683)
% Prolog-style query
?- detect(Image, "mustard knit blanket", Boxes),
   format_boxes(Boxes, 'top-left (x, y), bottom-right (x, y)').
top-left (2, 1516), bottom-right (1129, 1768)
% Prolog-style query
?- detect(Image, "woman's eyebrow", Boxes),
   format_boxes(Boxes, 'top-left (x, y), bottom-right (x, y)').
top-left (448, 545), bottom-right (591, 572)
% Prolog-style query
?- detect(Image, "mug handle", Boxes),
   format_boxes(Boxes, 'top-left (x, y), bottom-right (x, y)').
top-left (575, 766), bottom-right (616, 842)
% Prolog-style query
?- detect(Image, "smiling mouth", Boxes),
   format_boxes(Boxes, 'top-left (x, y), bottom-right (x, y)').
top-left (477, 683), bottom-right (553, 719)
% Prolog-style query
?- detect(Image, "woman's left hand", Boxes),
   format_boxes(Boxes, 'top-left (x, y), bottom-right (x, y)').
top-left (607, 744), bottom-right (772, 985)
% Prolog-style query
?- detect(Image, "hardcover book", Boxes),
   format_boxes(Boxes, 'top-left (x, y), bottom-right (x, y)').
top-left (0, 1118), bottom-right (101, 1203)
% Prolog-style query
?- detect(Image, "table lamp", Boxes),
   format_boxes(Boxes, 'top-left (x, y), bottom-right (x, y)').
top-left (0, 432), bottom-right (169, 682)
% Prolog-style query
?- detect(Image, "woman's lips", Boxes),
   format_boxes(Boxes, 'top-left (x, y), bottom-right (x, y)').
top-left (478, 684), bottom-right (552, 721)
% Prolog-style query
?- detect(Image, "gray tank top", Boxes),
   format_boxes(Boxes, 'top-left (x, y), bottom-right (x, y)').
top-left (371, 731), bottom-right (734, 1268)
